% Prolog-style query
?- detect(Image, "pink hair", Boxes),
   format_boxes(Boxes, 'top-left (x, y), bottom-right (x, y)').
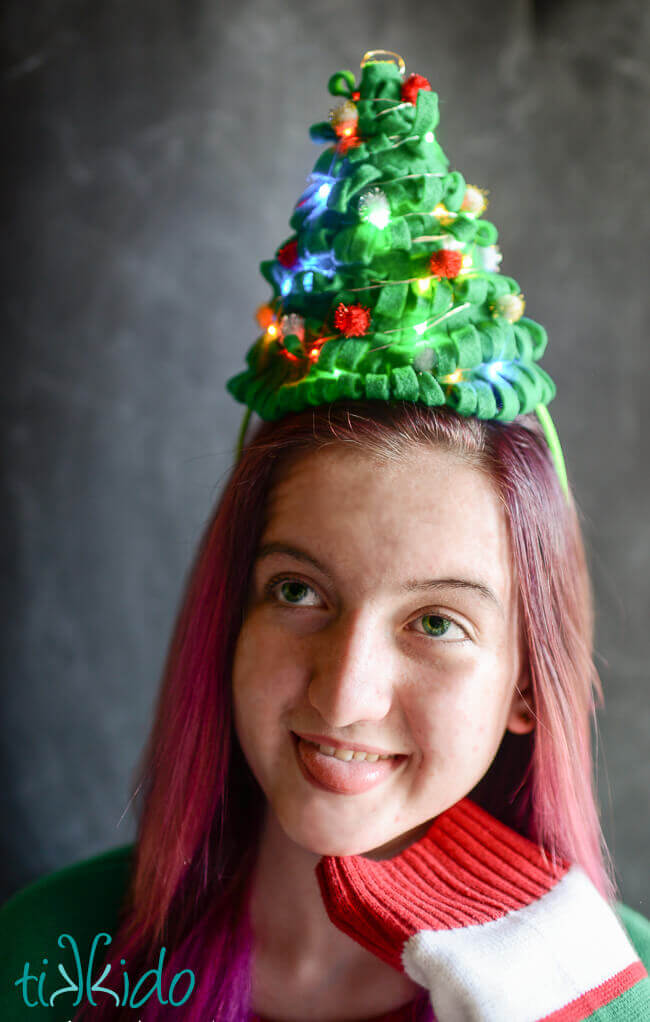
top-left (74, 400), bottom-right (617, 1021)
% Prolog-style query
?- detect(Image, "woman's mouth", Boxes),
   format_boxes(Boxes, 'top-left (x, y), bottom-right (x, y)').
top-left (291, 732), bottom-right (408, 795)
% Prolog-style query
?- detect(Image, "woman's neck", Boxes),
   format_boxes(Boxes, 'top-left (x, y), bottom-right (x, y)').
top-left (248, 806), bottom-right (424, 1019)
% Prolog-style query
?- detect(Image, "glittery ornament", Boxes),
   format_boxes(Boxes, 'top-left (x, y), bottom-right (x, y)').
top-left (401, 73), bottom-right (432, 106)
top-left (334, 302), bottom-right (371, 337)
top-left (329, 100), bottom-right (358, 134)
top-left (358, 187), bottom-right (391, 229)
top-left (495, 293), bottom-right (526, 323)
top-left (429, 249), bottom-right (463, 279)
top-left (461, 185), bottom-right (489, 217)
top-left (280, 313), bottom-right (305, 343)
top-left (277, 239), bottom-right (300, 268)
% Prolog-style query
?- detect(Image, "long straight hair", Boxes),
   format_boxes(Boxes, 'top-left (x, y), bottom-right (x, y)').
top-left (74, 400), bottom-right (616, 1022)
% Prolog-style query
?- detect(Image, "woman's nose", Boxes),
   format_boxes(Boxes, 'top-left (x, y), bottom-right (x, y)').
top-left (306, 608), bottom-right (396, 728)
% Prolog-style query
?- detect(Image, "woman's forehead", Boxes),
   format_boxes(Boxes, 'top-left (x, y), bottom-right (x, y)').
top-left (262, 445), bottom-right (515, 604)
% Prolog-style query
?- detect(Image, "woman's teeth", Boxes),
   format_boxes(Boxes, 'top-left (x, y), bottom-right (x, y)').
top-left (304, 738), bottom-right (394, 762)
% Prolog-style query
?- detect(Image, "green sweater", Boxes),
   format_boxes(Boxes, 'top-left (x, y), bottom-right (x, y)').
top-left (0, 844), bottom-right (649, 1020)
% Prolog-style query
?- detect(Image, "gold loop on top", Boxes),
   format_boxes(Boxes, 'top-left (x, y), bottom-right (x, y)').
top-left (360, 50), bottom-right (406, 76)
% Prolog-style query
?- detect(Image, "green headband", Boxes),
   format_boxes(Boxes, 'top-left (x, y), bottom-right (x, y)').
top-left (226, 50), bottom-right (568, 500)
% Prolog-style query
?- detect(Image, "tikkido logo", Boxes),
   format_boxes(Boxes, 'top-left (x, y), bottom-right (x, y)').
top-left (12, 932), bottom-right (196, 1010)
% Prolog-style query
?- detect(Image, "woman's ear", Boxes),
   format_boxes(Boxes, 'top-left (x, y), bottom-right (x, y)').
top-left (506, 674), bottom-right (535, 735)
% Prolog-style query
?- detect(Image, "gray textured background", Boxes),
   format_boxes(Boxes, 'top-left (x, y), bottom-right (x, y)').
top-left (2, 0), bottom-right (648, 909)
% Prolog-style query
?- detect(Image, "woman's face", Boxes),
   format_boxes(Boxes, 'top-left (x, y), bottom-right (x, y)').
top-left (231, 443), bottom-right (533, 859)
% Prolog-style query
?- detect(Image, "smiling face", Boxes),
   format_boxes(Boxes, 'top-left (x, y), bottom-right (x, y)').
top-left (231, 442), bottom-right (534, 860)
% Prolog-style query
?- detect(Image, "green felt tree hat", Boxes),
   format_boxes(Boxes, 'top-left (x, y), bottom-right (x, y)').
top-left (226, 50), bottom-right (568, 497)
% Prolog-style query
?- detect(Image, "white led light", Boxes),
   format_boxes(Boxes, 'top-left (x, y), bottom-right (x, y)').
top-left (488, 361), bottom-right (504, 379)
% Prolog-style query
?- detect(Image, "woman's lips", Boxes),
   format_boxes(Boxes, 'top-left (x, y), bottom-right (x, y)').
top-left (292, 733), bottom-right (407, 795)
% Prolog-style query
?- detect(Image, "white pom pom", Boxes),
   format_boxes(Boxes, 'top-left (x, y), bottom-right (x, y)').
top-left (478, 245), bottom-right (503, 272)
top-left (358, 187), bottom-right (391, 229)
top-left (413, 345), bottom-right (436, 372)
top-left (280, 313), bottom-right (305, 341)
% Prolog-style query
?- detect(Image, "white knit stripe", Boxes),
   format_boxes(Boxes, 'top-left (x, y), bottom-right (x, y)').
top-left (401, 865), bottom-right (640, 1022)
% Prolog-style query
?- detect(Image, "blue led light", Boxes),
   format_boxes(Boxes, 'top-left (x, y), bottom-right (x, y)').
top-left (296, 173), bottom-right (337, 224)
top-left (281, 277), bottom-right (292, 296)
top-left (303, 271), bottom-right (314, 292)
top-left (488, 361), bottom-right (504, 380)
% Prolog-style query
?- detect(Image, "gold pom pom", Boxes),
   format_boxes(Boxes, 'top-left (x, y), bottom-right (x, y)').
top-left (495, 293), bottom-right (525, 323)
top-left (329, 100), bottom-right (358, 129)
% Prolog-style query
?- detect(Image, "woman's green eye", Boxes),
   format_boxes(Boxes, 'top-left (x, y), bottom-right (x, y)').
top-left (278, 580), bottom-right (310, 603)
top-left (420, 614), bottom-right (452, 637)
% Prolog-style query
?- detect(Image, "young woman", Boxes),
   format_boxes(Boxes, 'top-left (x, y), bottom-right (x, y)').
top-left (57, 400), bottom-right (646, 1022)
top-left (1, 52), bottom-right (648, 1022)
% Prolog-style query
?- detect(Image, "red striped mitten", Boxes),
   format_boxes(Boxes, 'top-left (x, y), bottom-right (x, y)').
top-left (315, 798), bottom-right (650, 1021)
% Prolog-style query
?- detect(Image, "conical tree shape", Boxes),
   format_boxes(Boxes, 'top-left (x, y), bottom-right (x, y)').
top-left (226, 56), bottom-right (556, 423)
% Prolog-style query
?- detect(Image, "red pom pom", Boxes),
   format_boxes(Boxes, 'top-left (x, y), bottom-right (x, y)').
top-left (277, 239), bottom-right (299, 268)
top-left (401, 73), bottom-right (432, 106)
top-left (429, 249), bottom-right (463, 279)
top-left (334, 302), bottom-right (371, 338)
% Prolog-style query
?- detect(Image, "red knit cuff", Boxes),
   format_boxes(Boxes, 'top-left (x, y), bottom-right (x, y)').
top-left (316, 798), bottom-right (570, 972)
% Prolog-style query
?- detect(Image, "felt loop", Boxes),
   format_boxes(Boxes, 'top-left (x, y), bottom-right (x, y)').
top-left (328, 70), bottom-right (356, 97)
top-left (513, 323), bottom-right (534, 362)
top-left (316, 339), bottom-right (341, 372)
top-left (492, 377), bottom-right (521, 421)
top-left (506, 363), bottom-right (544, 412)
top-left (473, 220), bottom-right (499, 245)
top-left (336, 338), bottom-right (371, 370)
top-left (443, 170), bottom-right (466, 211)
top-left (375, 281), bottom-right (409, 319)
top-left (335, 165), bottom-right (383, 212)
top-left (449, 381), bottom-right (478, 416)
top-left (450, 325), bottom-right (482, 368)
top-left (455, 278), bottom-right (489, 305)
top-left (447, 216), bottom-right (476, 243)
top-left (472, 378), bottom-right (499, 419)
top-left (417, 370), bottom-right (445, 406)
top-left (412, 87), bottom-right (440, 136)
top-left (391, 365), bottom-right (420, 401)
top-left (433, 339), bottom-right (457, 376)
top-left (309, 122), bottom-right (337, 144)
top-left (388, 219), bottom-right (412, 251)
top-left (520, 317), bottom-right (548, 358)
top-left (365, 373), bottom-right (391, 400)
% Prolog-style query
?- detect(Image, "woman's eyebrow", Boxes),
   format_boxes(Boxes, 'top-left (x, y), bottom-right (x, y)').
top-left (254, 541), bottom-right (503, 613)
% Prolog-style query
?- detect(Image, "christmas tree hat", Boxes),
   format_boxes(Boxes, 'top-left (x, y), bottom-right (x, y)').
top-left (226, 50), bottom-right (568, 496)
